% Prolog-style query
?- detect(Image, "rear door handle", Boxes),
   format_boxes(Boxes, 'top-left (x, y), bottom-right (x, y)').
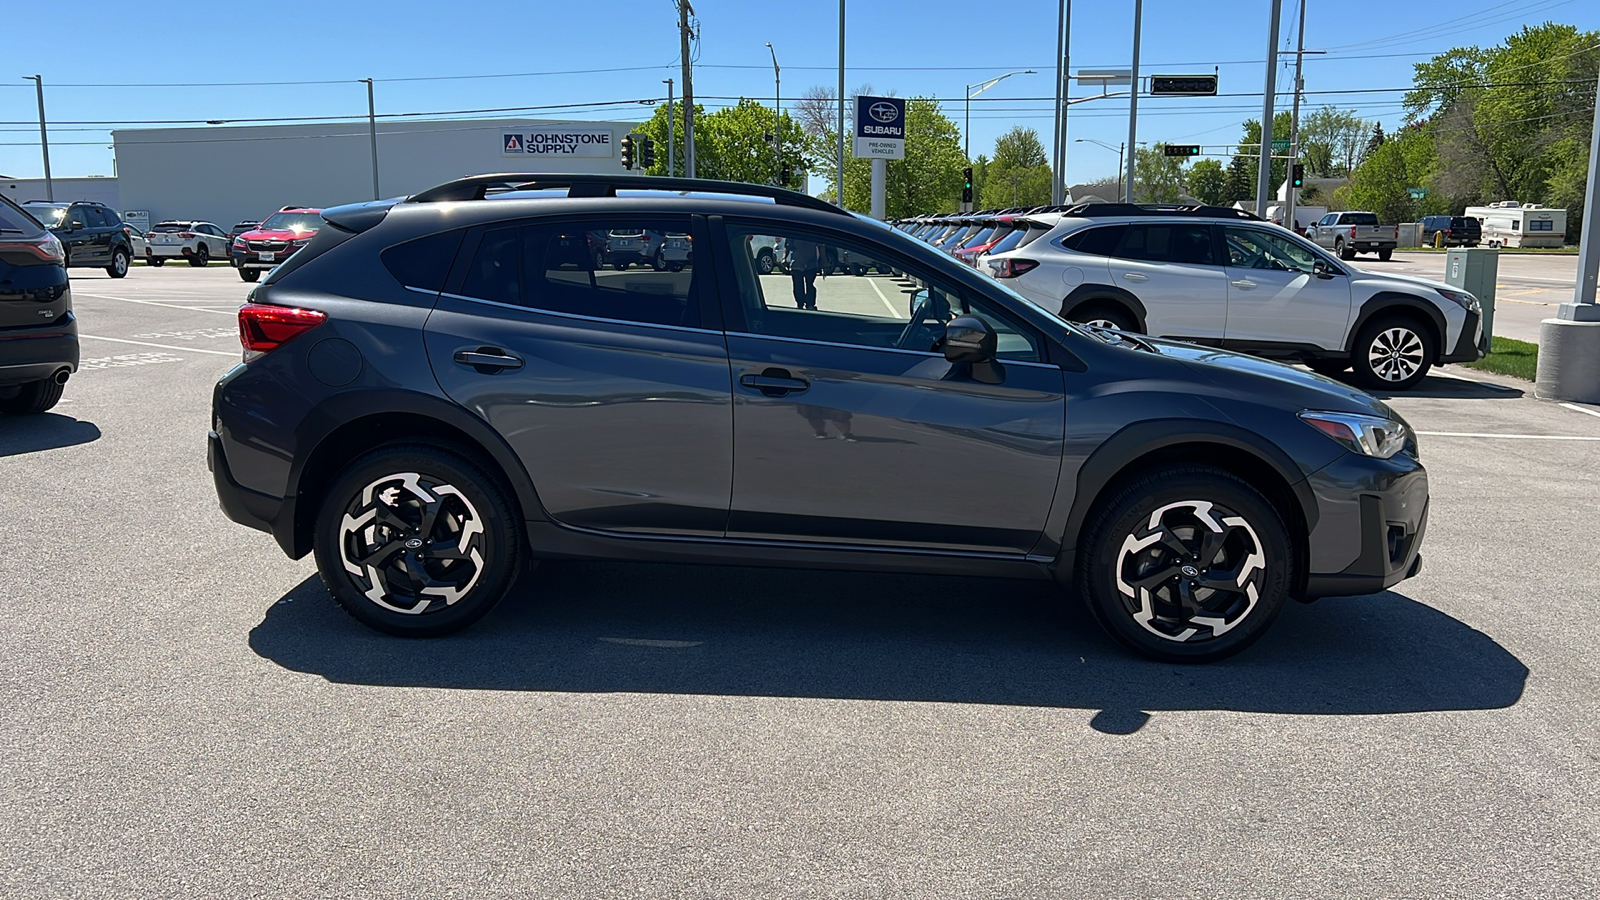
top-left (453, 348), bottom-right (524, 371)
top-left (1230, 280), bottom-right (1257, 290)
top-left (739, 369), bottom-right (810, 396)
top-left (1121, 272), bottom-right (1149, 282)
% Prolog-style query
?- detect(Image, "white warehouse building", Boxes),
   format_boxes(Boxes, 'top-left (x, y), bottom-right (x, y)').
top-left (110, 117), bottom-right (637, 228)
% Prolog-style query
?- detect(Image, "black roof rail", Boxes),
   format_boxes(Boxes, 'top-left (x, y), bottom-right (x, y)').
top-left (406, 173), bottom-right (846, 215)
top-left (1058, 202), bottom-right (1264, 220)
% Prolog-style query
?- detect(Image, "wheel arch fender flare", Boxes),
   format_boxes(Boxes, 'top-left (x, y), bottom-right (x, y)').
top-left (1053, 418), bottom-right (1318, 579)
top-left (278, 389), bottom-right (548, 559)
top-left (1347, 292), bottom-right (1447, 356)
top-left (1060, 283), bottom-right (1148, 332)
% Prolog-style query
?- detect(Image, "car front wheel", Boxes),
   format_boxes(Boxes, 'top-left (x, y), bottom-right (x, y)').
top-left (239, 269), bottom-right (260, 282)
top-left (1351, 317), bottom-right (1433, 391)
top-left (313, 444), bottom-right (524, 637)
top-left (1078, 466), bottom-right (1292, 663)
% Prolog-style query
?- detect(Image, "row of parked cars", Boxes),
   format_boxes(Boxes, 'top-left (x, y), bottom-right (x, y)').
top-left (894, 202), bottom-right (1487, 391)
top-left (9, 199), bottom-right (325, 283)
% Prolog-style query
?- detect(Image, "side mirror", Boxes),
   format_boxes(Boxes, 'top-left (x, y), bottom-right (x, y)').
top-left (65, 220), bottom-right (82, 232)
top-left (943, 315), bottom-right (997, 364)
top-left (1313, 259), bottom-right (1338, 279)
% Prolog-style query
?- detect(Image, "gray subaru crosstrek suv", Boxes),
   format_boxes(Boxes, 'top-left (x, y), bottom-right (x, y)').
top-left (209, 174), bottom-right (1427, 663)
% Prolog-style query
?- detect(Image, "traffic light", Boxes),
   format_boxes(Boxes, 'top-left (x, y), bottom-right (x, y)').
top-left (780, 162), bottom-right (792, 186)
top-left (962, 167), bottom-right (973, 204)
top-left (1149, 74), bottom-right (1218, 96)
top-left (1292, 163), bottom-right (1305, 188)
top-left (620, 134), bottom-right (636, 170)
top-left (1163, 144), bottom-right (1202, 157)
top-left (639, 136), bottom-right (657, 169)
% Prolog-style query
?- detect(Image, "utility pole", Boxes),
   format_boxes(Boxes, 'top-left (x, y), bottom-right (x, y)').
top-left (1051, 0), bottom-right (1071, 205)
top-left (836, 0), bottom-right (846, 207)
top-left (664, 79), bottom-right (675, 176)
top-left (766, 43), bottom-right (781, 186)
top-left (1256, 0), bottom-right (1283, 219)
top-left (679, 0), bottom-right (695, 178)
top-left (1125, 0), bottom-right (1142, 205)
top-left (1285, 0), bottom-right (1307, 231)
top-left (26, 76), bottom-right (52, 202)
top-left (361, 79), bottom-right (379, 200)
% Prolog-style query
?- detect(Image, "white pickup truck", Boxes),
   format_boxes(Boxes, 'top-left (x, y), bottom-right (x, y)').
top-left (1306, 211), bottom-right (1398, 261)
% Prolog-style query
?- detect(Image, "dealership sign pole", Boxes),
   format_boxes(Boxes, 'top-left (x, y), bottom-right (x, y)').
top-left (855, 96), bottom-right (905, 221)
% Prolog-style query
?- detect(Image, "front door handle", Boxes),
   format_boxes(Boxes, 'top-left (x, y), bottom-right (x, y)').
top-left (1230, 279), bottom-right (1257, 290)
top-left (739, 368), bottom-right (810, 397)
top-left (454, 348), bottom-right (524, 371)
top-left (1121, 272), bottom-right (1149, 282)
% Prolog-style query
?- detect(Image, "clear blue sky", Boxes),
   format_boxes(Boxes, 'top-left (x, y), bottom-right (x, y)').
top-left (3, 0), bottom-right (1595, 187)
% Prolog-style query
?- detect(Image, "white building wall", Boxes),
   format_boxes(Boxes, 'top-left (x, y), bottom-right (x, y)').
top-left (1, 176), bottom-right (120, 209)
top-left (111, 118), bottom-right (635, 229)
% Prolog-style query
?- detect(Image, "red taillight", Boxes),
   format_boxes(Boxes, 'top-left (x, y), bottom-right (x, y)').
top-left (1350, 226), bottom-right (1357, 239)
top-left (238, 303), bottom-right (326, 355)
top-left (0, 232), bottom-right (65, 264)
top-left (991, 258), bottom-right (1039, 279)
top-left (179, 232), bottom-right (196, 239)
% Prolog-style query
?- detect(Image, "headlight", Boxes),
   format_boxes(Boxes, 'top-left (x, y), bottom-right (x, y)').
top-left (1437, 288), bottom-right (1481, 315)
top-left (1299, 411), bottom-right (1411, 459)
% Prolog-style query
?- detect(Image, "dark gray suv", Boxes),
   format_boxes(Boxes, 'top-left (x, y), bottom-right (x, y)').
top-left (209, 175), bottom-right (1427, 662)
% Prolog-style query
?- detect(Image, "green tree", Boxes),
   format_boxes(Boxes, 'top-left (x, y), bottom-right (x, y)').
top-left (1222, 154), bottom-right (1252, 205)
top-left (1346, 135), bottom-right (1414, 222)
top-left (1233, 112), bottom-right (1293, 201)
top-left (1131, 144), bottom-right (1187, 203)
top-left (638, 98), bottom-right (811, 188)
top-left (979, 127), bottom-right (1052, 208)
top-left (1187, 158), bottom-right (1227, 206)
top-left (1299, 107), bottom-right (1371, 177)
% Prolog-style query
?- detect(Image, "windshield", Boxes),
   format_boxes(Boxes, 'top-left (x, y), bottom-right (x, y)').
top-left (28, 205), bottom-right (68, 226)
top-left (258, 213), bottom-right (321, 233)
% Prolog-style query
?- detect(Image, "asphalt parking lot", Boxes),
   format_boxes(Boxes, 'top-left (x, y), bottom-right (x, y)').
top-left (3, 265), bottom-right (1599, 897)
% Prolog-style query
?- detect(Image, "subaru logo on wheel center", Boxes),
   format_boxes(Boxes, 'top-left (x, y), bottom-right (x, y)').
top-left (869, 102), bottom-right (899, 124)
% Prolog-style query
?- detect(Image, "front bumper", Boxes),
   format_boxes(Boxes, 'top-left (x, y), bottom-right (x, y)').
top-left (232, 247), bottom-right (303, 271)
top-left (1439, 308), bottom-right (1488, 363)
top-left (1302, 450), bottom-right (1429, 599)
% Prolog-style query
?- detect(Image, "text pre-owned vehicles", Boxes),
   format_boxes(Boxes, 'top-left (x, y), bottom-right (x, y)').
top-left (146, 220), bottom-right (232, 267)
top-left (21, 200), bottom-right (133, 278)
top-left (982, 204), bottom-right (1485, 390)
top-left (1307, 211), bottom-right (1399, 261)
top-left (1420, 215), bottom-right (1482, 248)
top-left (0, 195), bottom-right (76, 414)
top-left (231, 207), bottom-right (322, 282)
top-left (209, 174), bottom-right (1429, 664)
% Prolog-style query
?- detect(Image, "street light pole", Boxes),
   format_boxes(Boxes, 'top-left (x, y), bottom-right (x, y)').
top-left (26, 76), bottom-right (52, 202)
top-left (1285, 0), bottom-right (1310, 231)
top-left (1125, 0), bottom-right (1142, 205)
top-left (1075, 138), bottom-right (1125, 201)
top-left (965, 70), bottom-right (1036, 161)
top-left (1255, 0), bottom-right (1283, 218)
top-left (1051, 0), bottom-right (1071, 205)
top-left (766, 42), bottom-right (781, 186)
top-left (664, 78), bottom-right (675, 176)
top-left (360, 78), bottom-right (379, 200)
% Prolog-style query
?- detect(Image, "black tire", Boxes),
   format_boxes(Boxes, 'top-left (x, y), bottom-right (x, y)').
top-left (106, 248), bottom-right (129, 278)
top-left (189, 245), bottom-right (209, 267)
top-left (1335, 238), bottom-right (1355, 261)
top-left (312, 444), bottom-right (525, 637)
top-left (756, 248), bottom-right (776, 275)
top-left (1068, 303), bottom-right (1139, 333)
top-left (1305, 359), bottom-right (1350, 377)
top-left (667, 262), bottom-right (685, 272)
top-left (614, 260), bottom-right (629, 271)
top-left (239, 268), bottom-right (260, 283)
top-left (1378, 248), bottom-right (1393, 261)
top-left (1077, 466), bottom-right (1292, 663)
top-left (0, 377), bottom-right (65, 415)
top-left (149, 258), bottom-right (165, 267)
top-left (652, 249), bottom-right (667, 272)
top-left (1350, 316), bottom-right (1434, 391)
top-left (594, 250), bottom-right (606, 270)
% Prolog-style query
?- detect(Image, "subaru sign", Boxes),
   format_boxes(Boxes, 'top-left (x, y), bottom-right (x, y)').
top-left (853, 95), bottom-right (905, 160)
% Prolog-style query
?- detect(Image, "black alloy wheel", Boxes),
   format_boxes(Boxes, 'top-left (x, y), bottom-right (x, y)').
top-left (313, 444), bottom-right (524, 637)
top-left (1078, 466), bottom-right (1291, 662)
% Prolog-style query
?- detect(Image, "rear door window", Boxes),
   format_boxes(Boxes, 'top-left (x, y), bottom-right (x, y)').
top-left (1104, 223), bottom-right (1217, 266)
top-left (524, 220), bottom-right (698, 328)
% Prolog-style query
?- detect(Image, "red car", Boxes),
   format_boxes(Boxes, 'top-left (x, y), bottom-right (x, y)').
top-left (231, 206), bottom-right (322, 282)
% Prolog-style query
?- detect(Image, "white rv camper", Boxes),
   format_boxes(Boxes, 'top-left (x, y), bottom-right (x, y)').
top-left (1465, 201), bottom-right (1567, 248)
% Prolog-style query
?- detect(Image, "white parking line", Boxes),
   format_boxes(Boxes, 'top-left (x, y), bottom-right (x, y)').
top-left (1559, 402), bottom-right (1600, 420)
top-left (1416, 431), bottom-right (1600, 441)
top-left (865, 276), bottom-right (902, 317)
top-left (79, 334), bottom-right (238, 356)
top-left (73, 292), bottom-right (237, 316)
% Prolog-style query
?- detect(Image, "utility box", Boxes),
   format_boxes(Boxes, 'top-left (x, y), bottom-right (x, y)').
top-left (1397, 222), bottom-right (1422, 247)
top-left (1444, 247), bottom-right (1498, 341)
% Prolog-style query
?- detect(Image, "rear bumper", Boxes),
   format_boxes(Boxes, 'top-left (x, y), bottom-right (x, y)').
top-left (1302, 452), bottom-right (1429, 599)
top-left (209, 428), bottom-right (290, 545)
top-left (148, 244), bottom-right (194, 258)
top-left (0, 316), bottom-right (79, 386)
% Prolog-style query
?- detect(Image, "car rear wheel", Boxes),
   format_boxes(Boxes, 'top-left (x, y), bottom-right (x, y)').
top-left (1351, 317), bottom-right (1434, 391)
top-left (1335, 238), bottom-right (1354, 260)
top-left (190, 245), bottom-right (209, 267)
top-left (652, 248), bottom-right (667, 271)
top-left (106, 248), bottom-right (129, 278)
top-left (313, 444), bottom-right (524, 637)
top-left (755, 248), bottom-right (776, 275)
top-left (1078, 466), bottom-right (1292, 663)
top-left (0, 377), bottom-right (65, 415)
top-left (239, 269), bottom-right (260, 283)
top-left (1378, 248), bottom-right (1393, 261)
top-left (1069, 303), bottom-right (1138, 333)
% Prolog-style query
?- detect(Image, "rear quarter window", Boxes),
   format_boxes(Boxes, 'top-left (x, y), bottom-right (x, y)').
top-left (381, 230), bottom-right (465, 292)
top-left (0, 197), bottom-right (44, 235)
top-left (1061, 224), bottom-right (1127, 256)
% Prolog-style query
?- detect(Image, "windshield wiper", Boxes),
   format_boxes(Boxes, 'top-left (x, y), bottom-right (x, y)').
top-left (1082, 323), bottom-right (1159, 353)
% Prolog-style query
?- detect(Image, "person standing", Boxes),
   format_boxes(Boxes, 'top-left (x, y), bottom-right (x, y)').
top-left (788, 236), bottom-right (821, 310)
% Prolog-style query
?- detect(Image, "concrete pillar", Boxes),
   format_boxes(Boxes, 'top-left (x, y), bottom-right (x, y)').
top-left (1536, 318), bottom-right (1600, 404)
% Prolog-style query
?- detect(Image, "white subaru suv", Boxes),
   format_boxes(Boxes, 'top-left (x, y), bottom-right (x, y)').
top-left (982, 204), bottom-right (1487, 390)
